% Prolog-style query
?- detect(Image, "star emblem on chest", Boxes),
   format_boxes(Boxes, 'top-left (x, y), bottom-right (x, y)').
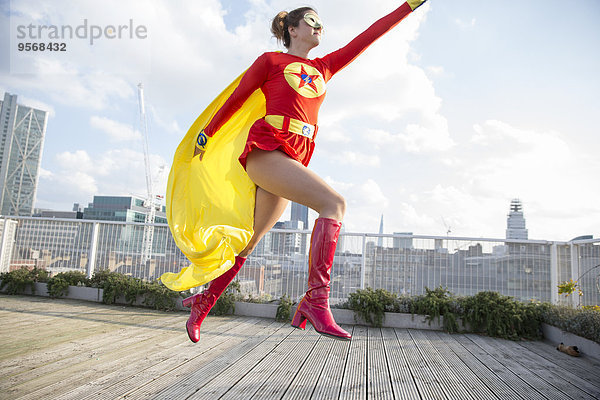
top-left (291, 65), bottom-right (320, 93)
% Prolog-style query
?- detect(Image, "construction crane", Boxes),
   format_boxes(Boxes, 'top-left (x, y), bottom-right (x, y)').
top-left (137, 83), bottom-right (156, 265)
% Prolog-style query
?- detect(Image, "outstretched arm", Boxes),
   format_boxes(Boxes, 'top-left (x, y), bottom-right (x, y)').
top-left (203, 53), bottom-right (270, 137)
top-left (319, 0), bottom-right (426, 80)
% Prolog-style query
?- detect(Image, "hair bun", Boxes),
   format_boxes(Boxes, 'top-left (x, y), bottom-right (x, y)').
top-left (278, 11), bottom-right (288, 27)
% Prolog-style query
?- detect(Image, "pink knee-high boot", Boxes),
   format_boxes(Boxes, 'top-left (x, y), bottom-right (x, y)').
top-left (182, 256), bottom-right (246, 343)
top-left (291, 218), bottom-right (351, 340)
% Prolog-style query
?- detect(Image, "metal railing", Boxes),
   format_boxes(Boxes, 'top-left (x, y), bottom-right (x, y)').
top-left (1, 216), bottom-right (598, 307)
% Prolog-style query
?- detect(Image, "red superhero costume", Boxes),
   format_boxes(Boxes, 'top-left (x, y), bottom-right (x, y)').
top-left (177, 1), bottom-right (426, 343)
top-left (204, 2), bottom-right (417, 168)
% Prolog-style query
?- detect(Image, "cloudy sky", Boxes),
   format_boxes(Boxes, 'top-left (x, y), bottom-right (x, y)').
top-left (1, 0), bottom-right (598, 241)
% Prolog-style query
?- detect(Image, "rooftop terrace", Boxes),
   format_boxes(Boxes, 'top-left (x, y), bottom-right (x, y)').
top-left (1, 294), bottom-right (599, 399)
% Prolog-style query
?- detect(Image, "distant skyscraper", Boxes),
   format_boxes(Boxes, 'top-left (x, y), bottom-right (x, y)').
top-left (0, 93), bottom-right (48, 216)
top-left (378, 214), bottom-right (384, 247)
top-left (506, 199), bottom-right (528, 240)
top-left (83, 195), bottom-right (166, 223)
top-left (393, 232), bottom-right (414, 249)
top-left (290, 202), bottom-right (308, 230)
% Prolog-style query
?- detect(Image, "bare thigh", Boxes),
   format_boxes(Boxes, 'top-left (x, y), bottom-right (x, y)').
top-left (245, 149), bottom-right (346, 220)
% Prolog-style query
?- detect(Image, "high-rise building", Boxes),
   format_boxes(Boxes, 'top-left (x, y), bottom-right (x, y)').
top-left (393, 232), bottom-right (414, 249)
top-left (378, 214), bottom-right (384, 247)
top-left (272, 220), bottom-right (305, 254)
top-left (290, 202), bottom-right (308, 230)
top-left (0, 92), bottom-right (48, 216)
top-left (82, 195), bottom-right (166, 223)
top-left (506, 198), bottom-right (528, 240)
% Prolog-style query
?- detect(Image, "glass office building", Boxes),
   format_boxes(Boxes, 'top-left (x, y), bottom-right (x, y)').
top-left (0, 93), bottom-right (48, 216)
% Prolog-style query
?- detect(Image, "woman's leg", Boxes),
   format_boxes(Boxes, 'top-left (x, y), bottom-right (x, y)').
top-left (245, 149), bottom-right (350, 340)
top-left (184, 186), bottom-right (288, 343)
top-left (239, 187), bottom-right (289, 257)
top-left (245, 149), bottom-right (346, 220)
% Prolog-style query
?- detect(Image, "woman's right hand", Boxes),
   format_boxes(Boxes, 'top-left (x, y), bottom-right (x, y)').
top-left (407, 0), bottom-right (427, 11)
top-left (194, 129), bottom-right (209, 159)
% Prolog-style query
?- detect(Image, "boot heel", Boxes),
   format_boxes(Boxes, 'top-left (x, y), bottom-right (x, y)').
top-left (182, 294), bottom-right (199, 308)
top-left (291, 309), bottom-right (307, 330)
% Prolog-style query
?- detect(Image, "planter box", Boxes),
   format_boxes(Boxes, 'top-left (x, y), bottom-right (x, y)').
top-left (234, 301), bottom-right (279, 319)
top-left (229, 301), bottom-right (457, 331)
top-left (332, 308), bottom-right (455, 331)
top-left (542, 323), bottom-right (600, 362)
top-left (0, 281), bottom-right (49, 296)
top-left (33, 282), bottom-right (49, 297)
top-left (0, 282), bottom-right (103, 303)
top-left (65, 285), bottom-right (103, 302)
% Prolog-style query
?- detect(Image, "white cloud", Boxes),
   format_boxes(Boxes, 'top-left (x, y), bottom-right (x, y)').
top-left (400, 113), bottom-right (454, 153)
top-left (37, 148), bottom-right (168, 210)
top-left (436, 119), bottom-right (600, 239)
top-left (324, 176), bottom-right (390, 231)
top-left (329, 150), bottom-right (380, 167)
top-left (56, 150), bottom-right (94, 172)
top-left (454, 17), bottom-right (476, 30)
top-left (426, 65), bottom-right (445, 76)
top-left (90, 116), bottom-right (142, 142)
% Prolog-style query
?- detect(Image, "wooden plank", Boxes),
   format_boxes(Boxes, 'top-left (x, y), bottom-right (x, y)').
top-left (118, 318), bottom-right (283, 400)
top-left (490, 336), bottom-right (600, 399)
top-left (339, 325), bottom-right (367, 400)
top-left (408, 329), bottom-right (476, 400)
top-left (466, 334), bottom-right (574, 400)
top-left (310, 325), bottom-right (352, 400)
top-left (54, 317), bottom-right (266, 400)
top-left (380, 327), bottom-right (421, 400)
top-left (242, 328), bottom-right (322, 400)
top-left (9, 315), bottom-right (203, 400)
top-left (367, 327), bottom-right (394, 400)
top-left (0, 316), bottom-right (185, 394)
top-left (217, 326), bottom-right (313, 400)
top-left (281, 334), bottom-right (335, 400)
top-left (518, 340), bottom-right (600, 383)
top-left (421, 330), bottom-right (497, 400)
top-left (453, 334), bottom-right (547, 400)
top-left (434, 331), bottom-right (529, 400)
top-left (147, 321), bottom-right (293, 400)
top-left (0, 315), bottom-right (186, 382)
top-left (395, 328), bottom-right (444, 399)
top-left (0, 296), bottom-right (175, 361)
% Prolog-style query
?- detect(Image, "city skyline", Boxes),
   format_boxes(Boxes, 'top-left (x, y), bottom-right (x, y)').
top-left (1, 0), bottom-right (598, 241)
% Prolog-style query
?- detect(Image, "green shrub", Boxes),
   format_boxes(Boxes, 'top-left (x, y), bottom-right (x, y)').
top-left (342, 286), bottom-right (550, 340)
top-left (541, 305), bottom-right (600, 343)
top-left (46, 271), bottom-right (89, 298)
top-left (412, 286), bottom-right (462, 333)
top-left (143, 280), bottom-right (181, 311)
top-left (89, 269), bottom-right (113, 288)
top-left (0, 267), bottom-right (49, 295)
top-left (31, 267), bottom-right (50, 283)
top-left (461, 291), bottom-right (543, 340)
top-left (89, 269), bottom-right (181, 310)
top-left (47, 277), bottom-right (70, 298)
top-left (347, 287), bottom-right (398, 327)
top-left (276, 294), bottom-right (294, 322)
top-left (210, 280), bottom-right (240, 316)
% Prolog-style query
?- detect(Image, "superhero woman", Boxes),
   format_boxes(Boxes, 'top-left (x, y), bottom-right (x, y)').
top-left (172, 0), bottom-right (427, 342)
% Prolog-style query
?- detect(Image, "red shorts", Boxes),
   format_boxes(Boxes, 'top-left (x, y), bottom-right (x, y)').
top-left (239, 118), bottom-right (316, 169)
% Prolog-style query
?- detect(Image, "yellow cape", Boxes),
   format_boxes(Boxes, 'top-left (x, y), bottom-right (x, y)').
top-left (160, 71), bottom-right (265, 291)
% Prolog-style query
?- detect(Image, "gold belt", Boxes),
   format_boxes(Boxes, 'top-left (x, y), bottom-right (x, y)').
top-left (265, 115), bottom-right (316, 140)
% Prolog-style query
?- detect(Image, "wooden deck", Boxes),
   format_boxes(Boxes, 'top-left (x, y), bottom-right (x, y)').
top-left (1, 294), bottom-right (599, 400)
